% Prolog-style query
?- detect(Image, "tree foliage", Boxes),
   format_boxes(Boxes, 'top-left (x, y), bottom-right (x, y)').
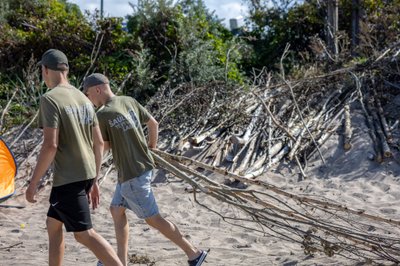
top-left (1, 0), bottom-right (400, 107)
top-left (0, 0), bottom-right (93, 75)
top-left (0, 0), bottom-right (137, 85)
top-left (349, 0), bottom-right (400, 55)
top-left (125, 0), bottom-right (248, 97)
top-left (243, 0), bottom-right (325, 71)
top-left (243, 0), bottom-right (400, 72)
top-left (0, 0), bottom-right (248, 103)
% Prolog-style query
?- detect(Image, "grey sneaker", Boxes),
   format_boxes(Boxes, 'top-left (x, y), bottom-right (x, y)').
top-left (96, 261), bottom-right (104, 266)
top-left (188, 249), bottom-right (209, 266)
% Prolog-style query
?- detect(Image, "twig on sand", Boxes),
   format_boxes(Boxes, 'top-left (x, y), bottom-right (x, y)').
top-left (0, 242), bottom-right (23, 250)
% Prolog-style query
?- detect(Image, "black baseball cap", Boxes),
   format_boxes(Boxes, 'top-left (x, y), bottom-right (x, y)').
top-left (38, 49), bottom-right (69, 71)
top-left (83, 73), bottom-right (110, 93)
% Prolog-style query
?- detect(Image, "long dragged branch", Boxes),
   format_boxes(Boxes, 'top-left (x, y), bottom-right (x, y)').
top-left (152, 149), bottom-right (400, 227)
top-left (151, 149), bottom-right (400, 263)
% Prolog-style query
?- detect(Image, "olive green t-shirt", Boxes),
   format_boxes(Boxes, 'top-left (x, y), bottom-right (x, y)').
top-left (97, 96), bottom-right (155, 183)
top-left (38, 85), bottom-right (98, 187)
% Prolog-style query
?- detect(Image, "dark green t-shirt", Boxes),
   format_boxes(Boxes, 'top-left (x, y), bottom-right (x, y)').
top-left (97, 96), bottom-right (154, 183)
top-left (38, 85), bottom-right (98, 187)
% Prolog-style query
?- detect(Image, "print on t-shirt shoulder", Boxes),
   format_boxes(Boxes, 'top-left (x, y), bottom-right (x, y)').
top-left (64, 103), bottom-right (94, 125)
top-left (108, 109), bottom-right (139, 131)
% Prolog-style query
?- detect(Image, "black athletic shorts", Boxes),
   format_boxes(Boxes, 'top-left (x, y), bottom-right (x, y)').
top-left (47, 179), bottom-right (94, 232)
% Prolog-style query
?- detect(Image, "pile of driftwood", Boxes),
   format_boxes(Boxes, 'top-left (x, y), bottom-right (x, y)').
top-left (147, 44), bottom-right (400, 180)
top-left (143, 44), bottom-right (400, 263)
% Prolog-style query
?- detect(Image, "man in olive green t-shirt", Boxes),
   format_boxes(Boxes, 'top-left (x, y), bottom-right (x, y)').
top-left (83, 73), bottom-right (208, 266)
top-left (25, 49), bottom-right (122, 266)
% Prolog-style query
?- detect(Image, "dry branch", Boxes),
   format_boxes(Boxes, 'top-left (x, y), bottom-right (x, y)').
top-left (0, 88), bottom-right (18, 132)
top-left (151, 149), bottom-right (400, 263)
top-left (343, 103), bottom-right (352, 150)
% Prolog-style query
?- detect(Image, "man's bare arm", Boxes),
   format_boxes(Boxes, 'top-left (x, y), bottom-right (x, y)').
top-left (89, 125), bottom-right (104, 210)
top-left (146, 116), bottom-right (159, 149)
top-left (104, 141), bottom-right (111, 153)
top-left (93, 125), bottom-right (104, 179)
top-left (25, 127), bottom-right (58, 203)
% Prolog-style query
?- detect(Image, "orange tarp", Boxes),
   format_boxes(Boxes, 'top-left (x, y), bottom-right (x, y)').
top-left (0, 138), bottom-right (16, 202)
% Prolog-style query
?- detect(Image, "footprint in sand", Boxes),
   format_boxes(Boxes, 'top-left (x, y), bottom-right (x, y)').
top-left (352, 192), bottom-right (370, 201)
top-left (379, 208), bottom-right (397, 215)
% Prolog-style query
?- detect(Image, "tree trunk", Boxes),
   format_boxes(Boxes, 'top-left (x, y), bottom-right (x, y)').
top-left (327, 0), bottom-right (339, 56)
top-left (351, 0), bottom-right (360, 55)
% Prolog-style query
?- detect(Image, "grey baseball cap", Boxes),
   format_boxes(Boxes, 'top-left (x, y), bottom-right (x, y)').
top-left (83, 73), bottom-right (110, 92)
top-left (37, 49), bottom-right (69, 71)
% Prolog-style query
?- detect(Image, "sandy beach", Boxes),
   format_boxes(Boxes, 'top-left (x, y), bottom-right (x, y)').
top-left (1, 107), bottom-right (400, 266)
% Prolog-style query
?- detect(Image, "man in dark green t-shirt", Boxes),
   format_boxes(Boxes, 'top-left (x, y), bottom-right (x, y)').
top-left (83, 73), bottom-right (208, 266)
top-left (25, 50), bottom-right (122, 266)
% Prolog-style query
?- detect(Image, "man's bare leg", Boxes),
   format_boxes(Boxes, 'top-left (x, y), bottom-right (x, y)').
top-left (145, 214), bottom-right (201, 261)
top-left (74, 228), bottom-right (123, 266)
top-left (47, 217), bottom-right (65, 266)
top-left (110, 206), bottom-right (129, 266)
